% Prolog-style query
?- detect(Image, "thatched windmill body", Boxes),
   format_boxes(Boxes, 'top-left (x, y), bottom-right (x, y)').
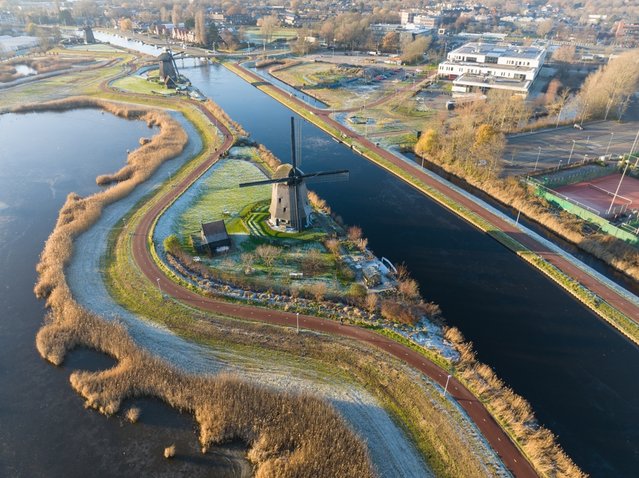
top-left (157, 48), bottom-right (187, 87)
top-left (240, 117), bottom-right (348, 231)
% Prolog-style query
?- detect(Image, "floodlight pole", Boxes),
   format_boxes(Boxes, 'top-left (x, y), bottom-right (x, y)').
top-left (568, 140), bottom-right (576, 164)
top-left (534, 146), bottom-right (541, 171)
top-left (607, 161), bottom-right (630, 215)
top-left (606, 132), bottom-right (614, 156)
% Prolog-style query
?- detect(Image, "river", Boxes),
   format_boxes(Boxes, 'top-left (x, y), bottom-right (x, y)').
top-left (0, 110), bottom-right (245, 477)
top-left (180, 62), bottom-right (639, 477)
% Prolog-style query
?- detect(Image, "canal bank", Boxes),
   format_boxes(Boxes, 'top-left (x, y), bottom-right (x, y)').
top-left (178, 61), bottom-right (639, 477)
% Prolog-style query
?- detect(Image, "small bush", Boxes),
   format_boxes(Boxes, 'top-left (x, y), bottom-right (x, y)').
top-left (125, 406), bottom-right (141, 423)
top-left (164, 444), bottom-right (176, 459)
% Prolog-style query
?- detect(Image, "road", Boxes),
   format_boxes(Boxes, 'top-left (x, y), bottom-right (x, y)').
top-left (504, 121), bottom-right (639, 176)
top-left (129, 100), bottom-right (539, 477)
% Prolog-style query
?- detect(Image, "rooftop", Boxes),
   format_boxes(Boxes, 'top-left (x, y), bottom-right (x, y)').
top-left (450, 42), bottom-right (544, 60)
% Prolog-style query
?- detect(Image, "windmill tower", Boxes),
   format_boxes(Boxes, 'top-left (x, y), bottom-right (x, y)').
top-left (240, 117), bottom-right (348, 231)
top-left (157, 48), bottom-right (187, 87)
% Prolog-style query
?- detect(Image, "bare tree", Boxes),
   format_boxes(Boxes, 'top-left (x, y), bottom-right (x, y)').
top-left (257, 15), bottom-right (279, 44)
top-left (401, 36), bottom-right (431, 64)
top-left (195, 10), bottom-right (207, 46)
top-left (309, 282), bottom-right (328, 301)
top-left (255, 244), bottom-right (280, 268)
top-left (347, 226), bottom-right (362, 242)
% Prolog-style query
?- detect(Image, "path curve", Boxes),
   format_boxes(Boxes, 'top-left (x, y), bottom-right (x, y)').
top-left (129, 101), bottom-right (538, 478)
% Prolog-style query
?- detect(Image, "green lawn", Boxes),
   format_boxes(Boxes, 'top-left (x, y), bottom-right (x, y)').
top-left (112, 75), bottom-right (174, 96)
top-left (176, 157), bottom-right (271, 239)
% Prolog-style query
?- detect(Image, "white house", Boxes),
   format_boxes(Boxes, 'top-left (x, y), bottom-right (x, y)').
top-left (438, 42), bottom-right (546, 96)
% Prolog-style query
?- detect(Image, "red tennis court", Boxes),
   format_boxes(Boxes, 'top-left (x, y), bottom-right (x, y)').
top-left (554, 173), bottom-right (639, 216)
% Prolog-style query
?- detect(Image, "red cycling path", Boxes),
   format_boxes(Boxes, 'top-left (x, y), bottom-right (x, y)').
top-left (130, 100), bottom-right (538, 478)
top-left (236, 63), bottom-right (639, 327)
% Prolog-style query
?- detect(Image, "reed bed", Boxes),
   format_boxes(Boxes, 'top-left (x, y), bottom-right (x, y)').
top-left (27, 97), bottom-right (375, 477)
top-left (0, 56), bottom-right (95, 83)
top-left (204, 99), bottom-right (247, 137)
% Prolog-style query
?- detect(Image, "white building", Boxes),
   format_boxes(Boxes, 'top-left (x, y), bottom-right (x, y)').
top-left (438, 42), bottom-right (546, 96)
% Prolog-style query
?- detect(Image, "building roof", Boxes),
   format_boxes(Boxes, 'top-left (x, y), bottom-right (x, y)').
top-left (450, 42), bottom-right (544, 60)
top-left (201, 220), bottom-right (229, 245)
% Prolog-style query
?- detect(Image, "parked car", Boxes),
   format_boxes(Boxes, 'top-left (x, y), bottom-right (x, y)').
top-left (573, 123), bottom-right (584, 130)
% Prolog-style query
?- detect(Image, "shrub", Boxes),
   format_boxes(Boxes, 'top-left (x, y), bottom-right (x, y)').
top-left (164, 444), bottom-right (176, 459)
top-left (380, 300), bottom-right (422, 326)
top-left (125, 406), bottom-right (141, 423)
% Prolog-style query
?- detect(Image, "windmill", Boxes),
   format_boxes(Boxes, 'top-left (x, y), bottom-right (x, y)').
top-left (157, 47), bottom-right (188, 88)
top-left (239, 117), bottom-right (348, 232)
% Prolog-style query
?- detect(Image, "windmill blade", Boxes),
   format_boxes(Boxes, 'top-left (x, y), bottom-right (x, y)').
top-left (239, 177), bottom-right (289, 188)
top-left (290, 116), bottom-right (297, 172)
top-left (304, 171), bottom-right (350, 185)
top-left (293, 181), bottom-right (300, 230)
top-left (298, 169), bottom-right (349, 183)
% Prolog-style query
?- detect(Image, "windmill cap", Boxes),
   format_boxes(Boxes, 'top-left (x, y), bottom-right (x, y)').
top-left (273, 163), bottom-right (294, 179)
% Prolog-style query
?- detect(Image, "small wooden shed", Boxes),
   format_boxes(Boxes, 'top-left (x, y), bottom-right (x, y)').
top-left (199, 220), bottom-right (230, 255)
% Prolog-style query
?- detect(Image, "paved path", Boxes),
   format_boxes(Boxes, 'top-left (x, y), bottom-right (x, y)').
top-left (234, 63), bottom-right (639, 327)
top-left (129, 100), bottom-right (538, 478)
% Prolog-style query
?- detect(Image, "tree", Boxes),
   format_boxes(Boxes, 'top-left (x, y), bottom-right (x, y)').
top-left (400, 35), bottom-right (431, 64)
top-left (415, 128), bottom-right (439, 156)
top-left (536, 19), bottom-right (553, 38)
top-left (365, 293), bottom-right (378, 313)
top-left (118, 17), bottom-right (133, 32)
top-left (552, 45), bottom-right (576, 63)
top-left (171, 4), bottom-right (181, 26)
top-left (380, 31), bottom-right (399, 53)
top-left (257, 14), bottom-right (279, 44)
top-left (347, 226), bottom-right (362, 242)
top-left (398, 278), bottom-right (420, 300)
top-left (255, 244), bottom-right (280, 268)
top-left (578, 50), bottom-right (639, 120)
top-left (309, 282), bottom-right (328, 301)
top-left (195, 10), bottom-right (207, 46)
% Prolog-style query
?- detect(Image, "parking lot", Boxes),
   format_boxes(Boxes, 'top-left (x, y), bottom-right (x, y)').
top-left (503, 120), bottom-right (639, 176)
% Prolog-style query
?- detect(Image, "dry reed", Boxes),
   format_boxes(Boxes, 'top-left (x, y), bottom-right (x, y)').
top-left (444, 327), bottom-right (587, 478)
top-left (27, 97), bottom-right (376, 477)
top-left (164, 444), bottom-right (176, 459)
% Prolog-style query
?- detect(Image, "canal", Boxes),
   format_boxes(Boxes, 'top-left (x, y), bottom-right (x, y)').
top-left (183, 62), bottom-right (639, 477)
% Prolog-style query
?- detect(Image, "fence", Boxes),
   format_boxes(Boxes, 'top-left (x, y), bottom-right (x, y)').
top-left (531, 182), bottom-right (639, 244)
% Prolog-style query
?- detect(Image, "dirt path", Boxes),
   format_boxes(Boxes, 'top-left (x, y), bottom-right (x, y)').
top-left (130, 100), bottom-right (538, 478)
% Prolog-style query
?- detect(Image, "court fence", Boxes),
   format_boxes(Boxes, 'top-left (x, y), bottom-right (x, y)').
top-left (528, 179), bottom-right (639, 245)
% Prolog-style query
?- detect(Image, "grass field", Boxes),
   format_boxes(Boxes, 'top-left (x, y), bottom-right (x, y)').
top-left (112, 75), bottom-right (174, 96)
top-left (175, 157), bottom-right (270, 238)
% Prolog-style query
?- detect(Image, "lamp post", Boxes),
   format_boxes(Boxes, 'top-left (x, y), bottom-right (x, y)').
top-left (156, 277), bottom-right (163, 299)
top-left (568, 139), bottom-right (576, 164)
top-left (534, 146), bottom-right (541, 171)
top-left (557, 159), bottom-right (562, 171)
top-left (606, 132), bottom-right (614, 156)
top-left (555, 104), bottom-right (564, 128)
top-left (296, 312), bottom-right (300, 333)
top-left (583, 153), bottom-right (589, 164)
top-left (607, 160), bottom-right (630, 215)
top-left (442, 374), bottom-right (452, 397)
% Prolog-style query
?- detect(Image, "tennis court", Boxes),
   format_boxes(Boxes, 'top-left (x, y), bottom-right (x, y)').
top-left (554, 173), bottom-right (639, 217)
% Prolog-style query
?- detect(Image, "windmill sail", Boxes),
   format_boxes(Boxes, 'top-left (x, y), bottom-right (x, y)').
top-left (239, 117), bottom-right (349, 231)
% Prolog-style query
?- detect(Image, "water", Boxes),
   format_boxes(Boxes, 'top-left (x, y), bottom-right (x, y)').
top-left (0, 110), bottom-right (245, 477)
top-left (180, 63), bottom-right (639, 477)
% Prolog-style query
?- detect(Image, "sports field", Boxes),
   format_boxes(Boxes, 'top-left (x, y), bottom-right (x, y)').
top-left (554, 173), bottom-right (639, 216)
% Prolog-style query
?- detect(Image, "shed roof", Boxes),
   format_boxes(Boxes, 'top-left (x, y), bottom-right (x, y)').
top-left (201, 220), bottom-right (229, 244)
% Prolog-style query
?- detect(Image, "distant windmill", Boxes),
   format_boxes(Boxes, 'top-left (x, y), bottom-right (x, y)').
top-left (239, 117), bottom-right (348, 231)
top-left (157, 48), bottom-right (187, 87)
